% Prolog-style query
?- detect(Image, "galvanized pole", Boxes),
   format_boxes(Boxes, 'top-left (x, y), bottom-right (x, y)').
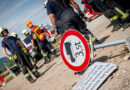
top-left (94, 38), bottom-right (130, 49)
top-left (121, 28), bottom-right (130, 52)
top-left (89, 34), bottom-right (94, 62)
top-left (4, 63), bottom-right (16, 78)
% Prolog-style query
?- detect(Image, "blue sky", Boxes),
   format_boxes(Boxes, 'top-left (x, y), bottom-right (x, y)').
top-left (0, 0), bottom-right (83, 58)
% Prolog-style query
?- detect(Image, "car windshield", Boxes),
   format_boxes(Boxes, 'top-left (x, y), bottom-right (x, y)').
top-left (44, 24), bottom-right (51, 30)
top-left (23, 37), bottom-right (30, 45)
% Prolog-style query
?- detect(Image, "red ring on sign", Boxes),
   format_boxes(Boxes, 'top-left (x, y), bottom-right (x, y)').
top-left (60, 30), bottom-right (90, 71)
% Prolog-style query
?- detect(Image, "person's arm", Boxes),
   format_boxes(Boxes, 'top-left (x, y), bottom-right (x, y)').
top-left (32, 33), bottom-right (38, 40)
top-left (2, 47), bottom-right (10, 59)
top-left (69, 0), bottom-right (82, 12)
top-left (31, 39), bottom-right (34, 48)
top-left (49, 13), bottom-right (57, 27)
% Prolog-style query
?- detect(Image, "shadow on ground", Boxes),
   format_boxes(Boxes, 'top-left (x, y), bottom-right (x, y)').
top-left (40, 62), bottom-right (57, 76)
top-left (75, 50), bottom-right (129, 75)
top-left (99, 35), bottom-right (110, 43)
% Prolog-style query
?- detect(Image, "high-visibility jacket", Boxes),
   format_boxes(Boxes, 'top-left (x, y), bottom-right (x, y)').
top-left (31, 25), bottom-right (45, 41)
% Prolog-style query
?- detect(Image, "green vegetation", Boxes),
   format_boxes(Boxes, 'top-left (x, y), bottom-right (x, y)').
top-left (5, 75), bottom-right (14, 83)
top-left (0, 56), bottom-right (15, 74)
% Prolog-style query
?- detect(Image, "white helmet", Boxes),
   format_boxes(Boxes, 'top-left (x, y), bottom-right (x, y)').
top-left (43, 0), bottom-right (48, 8)
top-left (11, 32), bottom-right (18, 37)
top-left (22, 29), bottom-right (29, 36)
top-left (0, 27), bottom-right (8, 37)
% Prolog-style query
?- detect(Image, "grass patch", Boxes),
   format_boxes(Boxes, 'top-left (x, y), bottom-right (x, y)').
top-left (5, 75), bottom-right (14, 83)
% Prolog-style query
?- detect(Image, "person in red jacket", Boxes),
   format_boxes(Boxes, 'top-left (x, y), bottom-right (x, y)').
top-left (26, 21), bottom-right (58, 64)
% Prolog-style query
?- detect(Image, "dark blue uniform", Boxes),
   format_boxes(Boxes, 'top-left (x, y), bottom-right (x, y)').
top-left (2, 36), bottom-right (19, 54)
top-left (27, 34), bottom-right (33, 43)
top-left (46, 0), bottom-right (95, 40)
top-left (1, 36), bottom-right (39, 82)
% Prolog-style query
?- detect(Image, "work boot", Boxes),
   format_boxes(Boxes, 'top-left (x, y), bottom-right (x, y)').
top-left (44, 57), bottom-right (50, 64)
top-left (53, 50), bottom-right (58, 57)
top-left (34, 65), bottom-right (39, 70)
top-left (27, 76), bottom-right (36, 83)
top-left (33, 71), bottom-right (42, 78)
top-left (44, 60), bottom-right (50, 64)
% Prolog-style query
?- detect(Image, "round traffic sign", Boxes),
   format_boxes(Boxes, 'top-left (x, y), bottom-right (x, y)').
top-left (60, 30), bottom-right (90, 71)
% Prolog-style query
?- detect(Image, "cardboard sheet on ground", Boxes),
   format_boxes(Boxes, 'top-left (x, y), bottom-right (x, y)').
top-left (72, 62), bottom-right (117, 90)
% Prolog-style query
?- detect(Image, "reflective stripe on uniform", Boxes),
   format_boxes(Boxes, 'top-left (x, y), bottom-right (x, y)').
top-left (92, 36), bottom-right (97, 42)
top-left (46, 57), bottom-right (50, 61)
top-left (41, 50), bottom-right (47, 57)
top-left (122, 13), bottom-right (129, 20)
top-left (24, 73), bottom-right (30, 77)
top-left (33, 26), bottom-right (44, 40)
top-left (32, 68), bottom-right (36, 72)
top-left (51, 49), bottom-right (54, 52)
top-left (39, 34), bottom-right (45, 40)
top-left (114, 7), bottom-right (129, 20)
top-left (29, 57), bottom-right (35, 65)
top-left (109, 15), bottom-right (118, 22)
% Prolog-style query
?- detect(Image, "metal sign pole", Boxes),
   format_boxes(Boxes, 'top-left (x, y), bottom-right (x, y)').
top-left (4, 63), bottom-right (16, 78)
top-left (89, 34), bottom-right (94, 62)
top-left (121, 28), bottom-right (130, 52)
top-left (94, 38), bottom-right (130, 49)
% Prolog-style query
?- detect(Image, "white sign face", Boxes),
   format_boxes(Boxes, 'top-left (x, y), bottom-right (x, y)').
top-left (72, 62), bottom-right (117, 90)
top-left (63, 35), bottom-right (86, 67)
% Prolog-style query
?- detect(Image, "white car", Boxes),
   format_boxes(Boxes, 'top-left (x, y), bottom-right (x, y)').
top-left (21, 37), bottom-right (36, 57)
top-left (40, 24), bottom-right (58, 42)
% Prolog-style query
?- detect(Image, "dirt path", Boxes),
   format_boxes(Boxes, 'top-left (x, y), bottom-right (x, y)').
top-left (4, 15), bottom-right (130, 90)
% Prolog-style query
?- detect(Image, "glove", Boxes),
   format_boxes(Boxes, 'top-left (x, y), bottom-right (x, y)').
top-left (79, 11), bottom-right (85, 19)
top-left (13, 55), bottom-right (18, 59)
top-left (9, 55), bottom-right (18, 60)
top-left (9, 57), bottom-right (14, 60)
top-left (22, 48), bottom-right (27, 54)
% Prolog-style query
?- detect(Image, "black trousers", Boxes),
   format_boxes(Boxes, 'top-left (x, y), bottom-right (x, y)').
top-left (60, 8), bottom-right (94, 40)
top-left (114, 0), bottom-right (129, 11)
top-left (38, 38), bottom-right (53, 54)
top-left (56, 20), bottom-right (65, 35)
top-left (14, 49), bottom-right (36, 78)
top-left (92, 0), bottom-right (128, 23)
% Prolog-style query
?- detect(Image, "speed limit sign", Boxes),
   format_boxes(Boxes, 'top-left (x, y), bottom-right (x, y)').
top-left (60, 30), bottom-right (90, 71)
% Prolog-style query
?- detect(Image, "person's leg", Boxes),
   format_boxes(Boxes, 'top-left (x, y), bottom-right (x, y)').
top-left (21, 51), bottom-right (41, 78)
top-left (56, 20), bottom-right (65, 35)
top-left (15, 51), bottom-right (35, 83)
top-left (108, 0), bottom-right (129, 23)
top-left (38, 41), bottom-right (50, 64)
top-left (21, 65), bottom-right (35, 83)
top-left (71, 11), bottom-right (100, 44)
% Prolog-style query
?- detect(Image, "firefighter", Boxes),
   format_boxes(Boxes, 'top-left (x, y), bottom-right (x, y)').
top-left (114, 0), bottom-right (130, 12)
top-left (22, 29), bottom-right (41, 68)
top-left (22, 29), bottom-right (38, 52)
top-left (26, 21), bottom-right (57, 64)
top-left (46, 0), bottom-right (100, 44)
top-left (44, 0), bottom-right (65, 35)
top-left (11, 32), bottom-right (18, 38)
top-left (82, 0), bottom-right (129, 31)
top-left (0, 27), bottom-right (41, 83)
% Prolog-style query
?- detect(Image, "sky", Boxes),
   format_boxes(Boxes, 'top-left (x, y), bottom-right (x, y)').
top-left (0, 0), bottom-right (84, 58)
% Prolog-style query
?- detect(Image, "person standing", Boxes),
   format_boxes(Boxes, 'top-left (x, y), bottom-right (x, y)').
top-left (0, 27), bottom-right (41, 83)
top-left (46, 0), bottom-right (100, 43)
